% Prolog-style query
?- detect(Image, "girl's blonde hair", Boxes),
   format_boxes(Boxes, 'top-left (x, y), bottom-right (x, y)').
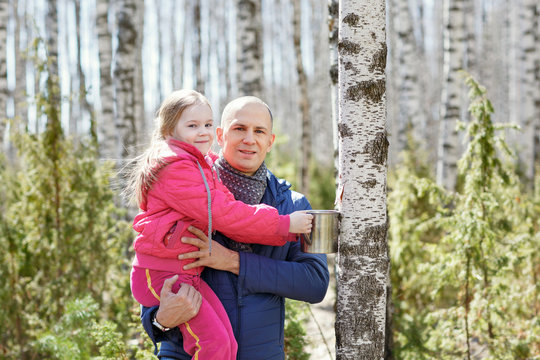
top-left (124, 89), bottom-right (211, 206)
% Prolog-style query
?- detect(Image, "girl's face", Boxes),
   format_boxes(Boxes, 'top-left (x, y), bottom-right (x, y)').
top-left (171, 103), bottom-right (214, 154)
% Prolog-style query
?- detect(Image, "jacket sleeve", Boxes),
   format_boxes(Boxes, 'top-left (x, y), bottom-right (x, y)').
top-left (237, 194), bottom-right (330, 303)
top-left (237, 242), bottom-right (329, 303)
top-left (156, 161), bottom-right (290, 245)
top-left (140, 305), bottom-right (190, 359)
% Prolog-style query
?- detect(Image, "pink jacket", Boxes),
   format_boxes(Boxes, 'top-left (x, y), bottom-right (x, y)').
top-left (132, 139), bottom-right (291, 275)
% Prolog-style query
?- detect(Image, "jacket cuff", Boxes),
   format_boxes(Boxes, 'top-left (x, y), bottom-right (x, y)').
top-left (141, 305), bottom-right (160, 355)
top-left (278, 215), bottom-right (290, 236)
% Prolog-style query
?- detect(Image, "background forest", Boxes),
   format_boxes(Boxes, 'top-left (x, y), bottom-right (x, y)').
top-left (0, 0), bottom-right (538, 359)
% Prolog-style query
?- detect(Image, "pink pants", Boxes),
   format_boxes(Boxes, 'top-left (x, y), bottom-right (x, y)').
top-left (131, 267), bottom-right (237, 360)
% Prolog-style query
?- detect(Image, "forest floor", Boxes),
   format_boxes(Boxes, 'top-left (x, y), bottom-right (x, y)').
top-left (304, 254), bottom-right (336, 360)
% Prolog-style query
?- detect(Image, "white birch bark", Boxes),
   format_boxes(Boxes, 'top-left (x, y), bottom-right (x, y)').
top-left (134, 1), bottom-right (145, 147)
top-left (0, 0), bottom-right (8, 150)
top-left (436, 0), bottom-right (467, 191)
top-left (329, 0), bottom-right (339, 174)
top-left (193, 1), bottom-right (204, 93)
top-left (96, 0), bottom-right (116, 158)
top-left (392, 0), bottom-right (427, 153)
top-left (518, 0), bottom-right (539, 184)
top-left (335, 1), bottom-right (389, 359)
top-left (292, 0), bottom-right (311, 195)
top-left (14, 0), bottom-right (26, 124)
top-left (46, 0), bottom-right (60, 112)
top-left (236, 0), bottom-right (263, 97)
top-left (114, 0), bottom-right (140, 159)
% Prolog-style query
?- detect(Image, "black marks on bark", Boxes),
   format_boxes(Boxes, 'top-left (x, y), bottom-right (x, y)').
top-left (363, 131), bottom-right (389, 165)
top-left (346, 79), bottom-right (386, 103)
top-left (330, 64), bottom-right (338, 85)
top-left (338, 40), bottom-right (362, 55)
top-left (343, 13), bottom-right (360, 27)
top-left (338, 123), bottom-right (354, 138)
top-left (369, 43), bottom-right (387, 74)
top-left (361, 179), bottom-right (377, 189)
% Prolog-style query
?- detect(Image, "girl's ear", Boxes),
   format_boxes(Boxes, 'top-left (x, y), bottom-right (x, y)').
top-left (216, 127), bottom-right (224, 146)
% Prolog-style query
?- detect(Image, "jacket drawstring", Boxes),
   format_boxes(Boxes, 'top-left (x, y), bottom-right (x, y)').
top-left (197, 161), bottom-right (212, 255)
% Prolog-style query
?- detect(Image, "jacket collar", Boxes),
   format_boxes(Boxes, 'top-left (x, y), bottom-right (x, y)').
top-left (167, 138), bottom-right (210, 168)
top-left (264, 170), bottom-right (292, 207)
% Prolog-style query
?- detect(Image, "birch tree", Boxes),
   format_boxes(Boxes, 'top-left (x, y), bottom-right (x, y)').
top-left (96, 0), bottom-right (116, 158)
top-left (518, 0), bottom-right (539, 185)
top-left (236, 0), bottom-right (263, 97)
top-left (193, 1), bottom-right (204, 93)
top-left (292, 0), bottom-right (311, 195)
top-left (329, 0), bottom-right (339, 175)
top-left (46, 0), bottom-right (60, 112)
top-left (335, 1), bottom-right (389, 359)
top-left (392, 0), bottom-right (427, 153)
top-left (0, 0), bottom-right (8, 150)
top-left (114, 0), bottom-right (140, 159)
top-left (436, 0), bottom-right (468, 191)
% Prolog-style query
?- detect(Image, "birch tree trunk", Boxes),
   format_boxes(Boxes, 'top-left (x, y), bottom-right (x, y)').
top-left (392, 0), bottom-right (427, 153)
top-left (436, 0), bottom-right (467, 191)
top-left (46, 0), bottom-right (60, 113)
top-left (329, 0), bottom-right (339, 176)
top-left (97, 0), bottom-right (116, 158)
top-left (0, 0), bottom-right (7, 150)
top-left (14, 0), bottom-right (26, 124)
top-left (75, 0), bottom-right (94, 138)
top-left (193, 1), bottom-right (204, 93)
top-left (114, 0), bottom-right (140, 159)
top-left (236, 0), bottom-right (263, 97)
top-left (292, 0), bottom-right (311, 195)
top-left (335, 1), bottom-right (389, 359)
top-left (518, 0), bottom-right (539, 185)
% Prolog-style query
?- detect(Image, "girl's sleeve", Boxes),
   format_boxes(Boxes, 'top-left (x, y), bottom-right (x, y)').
top-left (156, 161), bottom-right (291, 245)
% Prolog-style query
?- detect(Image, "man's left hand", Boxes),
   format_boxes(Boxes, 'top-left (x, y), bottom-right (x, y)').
top-left (179, 226), bottom-right (240, 275)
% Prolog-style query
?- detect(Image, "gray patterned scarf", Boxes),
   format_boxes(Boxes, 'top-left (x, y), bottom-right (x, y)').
top-left (214, 157), bottom-right (268, 252)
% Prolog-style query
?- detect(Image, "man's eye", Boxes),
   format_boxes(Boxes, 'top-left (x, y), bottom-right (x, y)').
top-left (234, 127), bottom-right (244, 131)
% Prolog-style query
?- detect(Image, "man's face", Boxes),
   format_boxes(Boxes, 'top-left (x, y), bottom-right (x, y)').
top-left (216, 102), bottom-right (275, 176)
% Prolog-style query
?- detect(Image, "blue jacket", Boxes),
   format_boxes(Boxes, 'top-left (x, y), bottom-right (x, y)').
top-left (141, 171), bottom-right (330, 359)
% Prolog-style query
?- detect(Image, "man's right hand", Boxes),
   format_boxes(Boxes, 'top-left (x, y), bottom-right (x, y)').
top-left (154, 275), bottom-right (202, 328)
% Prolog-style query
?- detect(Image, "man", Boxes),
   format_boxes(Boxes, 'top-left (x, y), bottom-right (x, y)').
top-left (141, 96), bottom-right (330, 359)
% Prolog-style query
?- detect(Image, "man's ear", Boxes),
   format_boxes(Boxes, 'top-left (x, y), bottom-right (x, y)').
top-left (216, 127), bottom-right (224, 146)
top-left (266, 133), bottom-right (276, 153)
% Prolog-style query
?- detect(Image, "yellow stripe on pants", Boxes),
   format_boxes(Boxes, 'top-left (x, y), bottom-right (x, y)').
top-left (184, 321), bottom-right (202, 359)
top-left (145, 269), bottom-right (161, 301)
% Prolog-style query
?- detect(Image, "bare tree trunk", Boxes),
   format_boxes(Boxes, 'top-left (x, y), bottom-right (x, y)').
top-left (14, 0), bottom-right (26, 125)
top-left (392, 0), bottom-right (427, 153)
top-left (436, 0), bottom-right (467, 191)
top-left (335, 1), bottom-right (389, 359)
top-left (74, 0), bottom-right (95, 140)
top-left (518, 0), bottom-right (539, 185)
top-left (0, 0), bottom-right (7, 150)
top-left (114, 0), bottom-right (141, 159)
top-left (236, 0), bottom-right (263, 97)
top-left (97, 0), bottom-right (116, 158)
top-left (193, 1), bottom-right (204, 93)
top-left (292, 0), bottom-right (311, 195)
top-left (329, 0), bottom-right (339, 176)
top-left (46, 0), bottom-right (60, 113)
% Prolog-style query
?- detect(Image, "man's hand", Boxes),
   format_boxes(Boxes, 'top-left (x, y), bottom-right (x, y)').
top-left (155, 275), bottom-right (202, 328)
top-left (178, 226), bottom-right (240, 275)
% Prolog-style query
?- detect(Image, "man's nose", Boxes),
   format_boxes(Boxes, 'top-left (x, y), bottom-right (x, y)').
top-left (243, 130), bottom-right (255, 144)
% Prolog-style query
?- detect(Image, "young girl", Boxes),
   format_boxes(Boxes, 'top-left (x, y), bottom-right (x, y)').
top-left (126, 90), bottom-right (313, 360)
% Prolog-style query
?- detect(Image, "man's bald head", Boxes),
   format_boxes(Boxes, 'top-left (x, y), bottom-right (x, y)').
top-left (220, 96), bottom-right (273, 129)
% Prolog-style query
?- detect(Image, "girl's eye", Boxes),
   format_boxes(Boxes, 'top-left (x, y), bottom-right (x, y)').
top-left (205, 123), bottom-right (213, 128)
top-left (188, 124), bottom-right (197, 128)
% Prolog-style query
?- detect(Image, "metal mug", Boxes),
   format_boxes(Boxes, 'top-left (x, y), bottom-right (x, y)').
top-left (300, 210), bottom-right (340, 253)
